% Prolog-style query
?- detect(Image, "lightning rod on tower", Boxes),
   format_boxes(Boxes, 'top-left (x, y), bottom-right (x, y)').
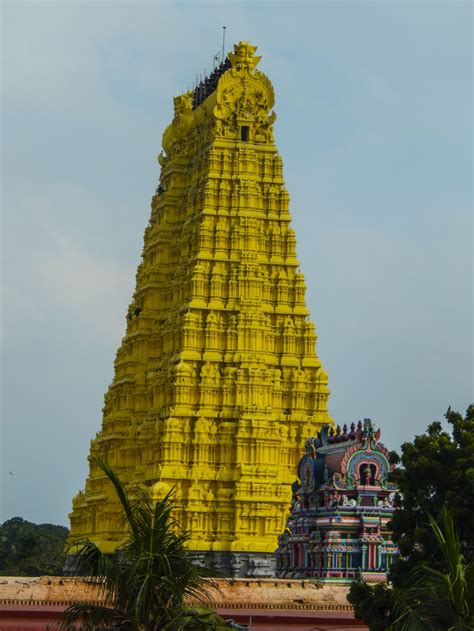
top-left (222, 26), bottom-right (226, 63)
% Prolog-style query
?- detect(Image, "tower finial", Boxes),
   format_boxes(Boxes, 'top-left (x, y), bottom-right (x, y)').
top-left (228, 42), bottom-right (261, 71)
top-left (222, 26), bottom-right (226, 62)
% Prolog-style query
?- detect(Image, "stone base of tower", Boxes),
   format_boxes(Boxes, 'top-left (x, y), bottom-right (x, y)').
top-left (190, 551), bottom-right (276, 578)
top-left (64, 551), bottom-right (276, 579)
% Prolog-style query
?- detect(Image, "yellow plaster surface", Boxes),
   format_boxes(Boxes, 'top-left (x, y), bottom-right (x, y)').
top-left (69, 42), bottom-right (332, 555)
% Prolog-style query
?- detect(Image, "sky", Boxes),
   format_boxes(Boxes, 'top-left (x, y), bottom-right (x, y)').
top-left (1, 0), bottom-right (472, 527)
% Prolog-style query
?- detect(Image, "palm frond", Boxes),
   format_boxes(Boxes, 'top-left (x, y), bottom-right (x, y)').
top-left (64, 462), bottom-right (220, 630)
top-left (429, 508), bottom-right (463, 581)
top-left (65, 539), bottom-right (116, 598)
top-left (95, 459), bottom-right (138, 539)
top-left (392, 563), bottom-right (451, 630)
top-left (56, 603), bottom-right (132, 630)
top-left (465, 562), bottom-right (474, 607)
top-left (392, 509), bottom-right (473, 630)
top-left (161, 605), bottom-right (230, 630)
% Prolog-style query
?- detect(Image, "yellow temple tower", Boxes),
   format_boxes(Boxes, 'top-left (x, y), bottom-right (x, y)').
top-left (69, 41), bottom-right (332, 577)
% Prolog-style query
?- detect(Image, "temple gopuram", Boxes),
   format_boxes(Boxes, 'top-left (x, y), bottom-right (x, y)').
top-left (276, 419), bottom-right (399, 583)
top-left (69, 42), bottom-right (333, 577)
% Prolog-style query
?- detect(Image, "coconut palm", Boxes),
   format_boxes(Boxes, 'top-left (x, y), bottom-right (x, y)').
top-left (60, 459), bottom-right (228, 630)
top-left (391, 507), bottom-right (474, 631)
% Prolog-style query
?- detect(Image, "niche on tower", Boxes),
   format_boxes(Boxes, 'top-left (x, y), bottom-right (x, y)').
top-left (240, 125), bottom-right (250, 142)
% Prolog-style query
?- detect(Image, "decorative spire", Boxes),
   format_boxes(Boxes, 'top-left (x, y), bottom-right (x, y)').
top-left (228, 41), bottom-right (261, 71)
top-left (362, 418), bottom-right (374, 438)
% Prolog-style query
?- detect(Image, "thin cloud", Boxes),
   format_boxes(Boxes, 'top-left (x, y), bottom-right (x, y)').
top-left (1, 1), bottom-right (472, 526)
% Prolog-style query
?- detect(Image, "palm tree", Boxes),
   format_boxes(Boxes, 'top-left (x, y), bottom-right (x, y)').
top-left (60, 459), bottom-right (229, 630)
top-left (390, 507), bottom-right (474, 631)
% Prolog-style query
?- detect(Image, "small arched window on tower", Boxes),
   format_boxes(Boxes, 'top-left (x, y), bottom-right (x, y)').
top-left (240, 125), bottom-right (250, 141)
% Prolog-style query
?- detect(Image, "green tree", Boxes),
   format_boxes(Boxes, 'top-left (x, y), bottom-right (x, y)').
top-left (390, 404), bottom-right (474, 582)
top-left (347, 580), bottom-right (393, 631)
top-left (391, 508), bottom-right (473, 630)
top-left (0, 517), bottom-right (69, 576)
top-left (348, 405), bottom-right (474, 630)
top-left (61, 460), bottom-right (229, 630)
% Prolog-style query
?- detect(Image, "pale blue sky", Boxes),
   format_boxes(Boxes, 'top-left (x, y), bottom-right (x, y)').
top-left (1, 1), bottom-right (472, 526)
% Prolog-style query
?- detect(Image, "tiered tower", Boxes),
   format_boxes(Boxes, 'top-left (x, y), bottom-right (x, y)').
top-left (69, 41), bottom-right (332, 577)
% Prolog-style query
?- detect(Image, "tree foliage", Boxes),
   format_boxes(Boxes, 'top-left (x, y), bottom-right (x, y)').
top-left (0, 516), bottom-right (69, 576)
top-left (347, 580), bottom-right (393, 631)
top-left (390, 404), bottom-right (474, 581)
top-left (390, 508), bottom-right (474, 631)
top-left (348, 405), bottom-right (474, 630)
top-left (61, 460), bottom-right (229, 630)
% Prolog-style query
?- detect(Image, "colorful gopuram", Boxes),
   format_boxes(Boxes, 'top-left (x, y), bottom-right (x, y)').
top-left (69, 42), bottom-right (332, 577)
top-left (276, 419), bottom-right (399, 582)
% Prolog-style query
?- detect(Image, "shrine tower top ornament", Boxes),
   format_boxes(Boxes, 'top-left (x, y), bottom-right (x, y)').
top-left (165, 41), bottom-right (275, 149)
top-left (69, 42), bottom-right (333, 578)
